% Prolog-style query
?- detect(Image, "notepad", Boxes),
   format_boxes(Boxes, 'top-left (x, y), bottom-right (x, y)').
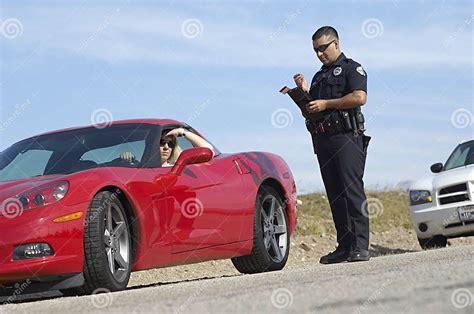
top-left (279, 86), bottom-right (325, 122)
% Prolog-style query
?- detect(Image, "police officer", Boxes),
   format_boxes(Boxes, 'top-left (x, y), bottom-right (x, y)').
top-left (294, 26), bottom-right (371, 263)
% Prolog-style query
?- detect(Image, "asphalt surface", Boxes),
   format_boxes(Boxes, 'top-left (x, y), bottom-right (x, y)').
top-left (1, 244), bottom-right (473, 313)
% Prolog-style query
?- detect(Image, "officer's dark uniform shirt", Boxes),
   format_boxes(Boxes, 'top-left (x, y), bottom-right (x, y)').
top-left (309, 52), bottom-right (367, 114)
top-left (307, 52), bottom-right (367, 155)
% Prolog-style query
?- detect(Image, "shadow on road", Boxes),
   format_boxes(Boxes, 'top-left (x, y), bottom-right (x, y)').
top-left (369, 244), bottom-right (418, 257)
top-left (127, 273), bottom-right (241, 291)
top-left (0, 273), bottom-right (241, 305)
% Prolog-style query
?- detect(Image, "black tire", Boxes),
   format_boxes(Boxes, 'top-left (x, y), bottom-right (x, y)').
top-left (61, 191), bottom-right (132, 295)
top-left (231, 185), bottom-right (290, 274)
top-left (418, 235), bottom-right (448, 250)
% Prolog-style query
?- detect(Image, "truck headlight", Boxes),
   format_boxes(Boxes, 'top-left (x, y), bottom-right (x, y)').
top-left (409, 190), bottom-right (432, 205)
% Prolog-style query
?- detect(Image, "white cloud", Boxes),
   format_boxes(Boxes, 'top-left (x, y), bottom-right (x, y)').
top-left (3, 4), bottom-right (472, 69)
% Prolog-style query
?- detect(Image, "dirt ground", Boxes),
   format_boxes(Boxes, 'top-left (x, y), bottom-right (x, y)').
top-left (129, 227), bottom-right (474, 288)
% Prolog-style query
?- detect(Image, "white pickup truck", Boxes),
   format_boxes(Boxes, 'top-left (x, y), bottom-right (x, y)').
top-left (409, 139), bottom-right (474, 249)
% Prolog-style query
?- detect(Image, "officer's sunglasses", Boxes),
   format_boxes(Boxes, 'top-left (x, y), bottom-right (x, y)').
top-left (314, 40), bottom-right (336, 53)
top-left (160, 139), bottom-right (176, 148)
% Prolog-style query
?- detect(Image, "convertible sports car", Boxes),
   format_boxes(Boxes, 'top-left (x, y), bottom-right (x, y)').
top-left (0, 119), bottom-right (297, 295)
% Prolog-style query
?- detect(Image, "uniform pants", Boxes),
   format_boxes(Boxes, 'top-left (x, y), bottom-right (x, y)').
top-left (312, 132), bottom-right (369, 250)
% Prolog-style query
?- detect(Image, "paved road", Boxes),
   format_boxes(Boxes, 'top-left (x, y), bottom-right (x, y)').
top-left (1, 244), bottom-right (473, 313)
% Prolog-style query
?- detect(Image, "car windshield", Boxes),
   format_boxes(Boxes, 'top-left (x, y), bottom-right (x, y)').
top-left (444, 140), bottom-right (474, 171)
top-left (0, 124), bottom-right (155, 182)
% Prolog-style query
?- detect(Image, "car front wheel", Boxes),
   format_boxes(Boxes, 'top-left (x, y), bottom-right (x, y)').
top-left (62, 191), bottom-right (132, 295)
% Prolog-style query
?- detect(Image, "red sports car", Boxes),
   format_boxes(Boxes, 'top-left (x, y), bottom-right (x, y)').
top-left (0, 119), bottom-right (297, 295)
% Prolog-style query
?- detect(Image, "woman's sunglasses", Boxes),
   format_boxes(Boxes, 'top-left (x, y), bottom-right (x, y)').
top-left (160, 139), bottom-right (176, 148)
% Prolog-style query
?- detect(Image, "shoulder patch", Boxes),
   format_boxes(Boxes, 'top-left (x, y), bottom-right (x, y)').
top-left (356, 66), bottom-right (366, 76)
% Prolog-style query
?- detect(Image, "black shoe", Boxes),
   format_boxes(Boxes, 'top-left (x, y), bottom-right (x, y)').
top-left (319, 247), bottom-right (351, 264)
top-left (347, 248), bottom-right (370, 262)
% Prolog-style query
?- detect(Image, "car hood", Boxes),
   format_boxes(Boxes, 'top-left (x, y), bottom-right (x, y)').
top-left (0, 174), bottom-right (68, 203)
top-left (409, 165), bottom-right (474, 191)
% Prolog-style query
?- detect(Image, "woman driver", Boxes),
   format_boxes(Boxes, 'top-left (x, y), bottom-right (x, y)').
top-left (120, 127), bottom-right (214, 167)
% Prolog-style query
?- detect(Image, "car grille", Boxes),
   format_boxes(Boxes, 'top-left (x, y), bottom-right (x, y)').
top-left (438, 183), bottom-right (470, 205)
top-left (445, 221), bottom-right (474, 229)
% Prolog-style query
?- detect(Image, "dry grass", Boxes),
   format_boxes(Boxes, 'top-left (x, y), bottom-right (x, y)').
top-left (295, 190), bottom-right (412, 236)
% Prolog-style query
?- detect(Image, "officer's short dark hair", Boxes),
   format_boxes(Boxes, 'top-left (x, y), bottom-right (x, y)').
top-left (312, 26), bottom-right (339, 41)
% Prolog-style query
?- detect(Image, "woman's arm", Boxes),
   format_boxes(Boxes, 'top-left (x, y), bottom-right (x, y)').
top-left (165, 128), bottom-right (214, 150)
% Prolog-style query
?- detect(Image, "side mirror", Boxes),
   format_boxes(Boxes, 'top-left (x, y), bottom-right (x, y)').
top-left (171, 147), bottom-right (213, 176)
top-left (430, 162), bottom-right (443, 173)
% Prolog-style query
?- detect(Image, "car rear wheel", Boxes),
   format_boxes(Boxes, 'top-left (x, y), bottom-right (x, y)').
top-left (231, 185), bottom-right (290, 274)
top-left (418, 235), bottom-right (448, 250)
top-left (61, 191), bottom-right (132, 295)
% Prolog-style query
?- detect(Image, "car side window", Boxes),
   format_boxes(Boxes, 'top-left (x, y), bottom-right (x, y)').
top-left (176, 135), bottom-right (195, 150)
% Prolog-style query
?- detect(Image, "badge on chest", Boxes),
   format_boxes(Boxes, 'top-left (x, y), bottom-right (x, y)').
top-left (333, 67), bottom-right (342, 76)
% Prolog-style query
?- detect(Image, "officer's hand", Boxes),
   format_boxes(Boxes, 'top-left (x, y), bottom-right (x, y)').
top-left (306, 100), bottom-right (328, 113)
top-left (293, 73), bottom-right (309, 93)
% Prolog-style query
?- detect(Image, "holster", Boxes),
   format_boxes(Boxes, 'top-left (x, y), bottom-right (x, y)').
top-left (362, 135), bottom-right (371, 153)
top-left (305, 120), bottom-right (317, 133)
top-left (344, 107), bottom-right (366, 136)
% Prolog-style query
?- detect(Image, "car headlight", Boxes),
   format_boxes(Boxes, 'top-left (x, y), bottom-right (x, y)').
top-left (409, 190), bottom-right (432, 205)
top-left (0, 181), bottom-right (69, 216)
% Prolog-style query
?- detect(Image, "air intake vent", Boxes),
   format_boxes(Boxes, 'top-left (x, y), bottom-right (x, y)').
top-left (439, 183), bottom-right (467, 195)
top-left (438, 183), bottom-right (469, 205)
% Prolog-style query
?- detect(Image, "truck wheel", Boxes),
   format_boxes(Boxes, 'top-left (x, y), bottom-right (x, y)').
top-left (418, 235), bottom-right (447, 250)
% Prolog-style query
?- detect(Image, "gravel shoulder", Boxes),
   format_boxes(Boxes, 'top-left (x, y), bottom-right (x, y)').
top-left (1, 236), bottom-right (473, 313)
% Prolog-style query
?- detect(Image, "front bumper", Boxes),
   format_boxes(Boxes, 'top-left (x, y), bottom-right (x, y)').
top-left (0, 201), bottom-right (87, 286)
top-left (410, 201), bottom-right (474, 239)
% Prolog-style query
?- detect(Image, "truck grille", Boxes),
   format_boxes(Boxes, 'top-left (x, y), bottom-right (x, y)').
top-left (438, 183), bottom-right (469, 205)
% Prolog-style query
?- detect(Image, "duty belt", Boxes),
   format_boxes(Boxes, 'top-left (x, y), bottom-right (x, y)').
top-left (306, 109), bottom-right (366, 136)
top-left (306, 118), bottom-right (344, 135)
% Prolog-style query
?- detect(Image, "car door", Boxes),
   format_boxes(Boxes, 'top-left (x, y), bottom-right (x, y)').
top-left (165, 134), bottom-right (247, 253)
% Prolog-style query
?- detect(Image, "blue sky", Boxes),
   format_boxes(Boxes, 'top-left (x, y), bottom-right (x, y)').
top-left (1, 0), bottom-right (473, 193)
